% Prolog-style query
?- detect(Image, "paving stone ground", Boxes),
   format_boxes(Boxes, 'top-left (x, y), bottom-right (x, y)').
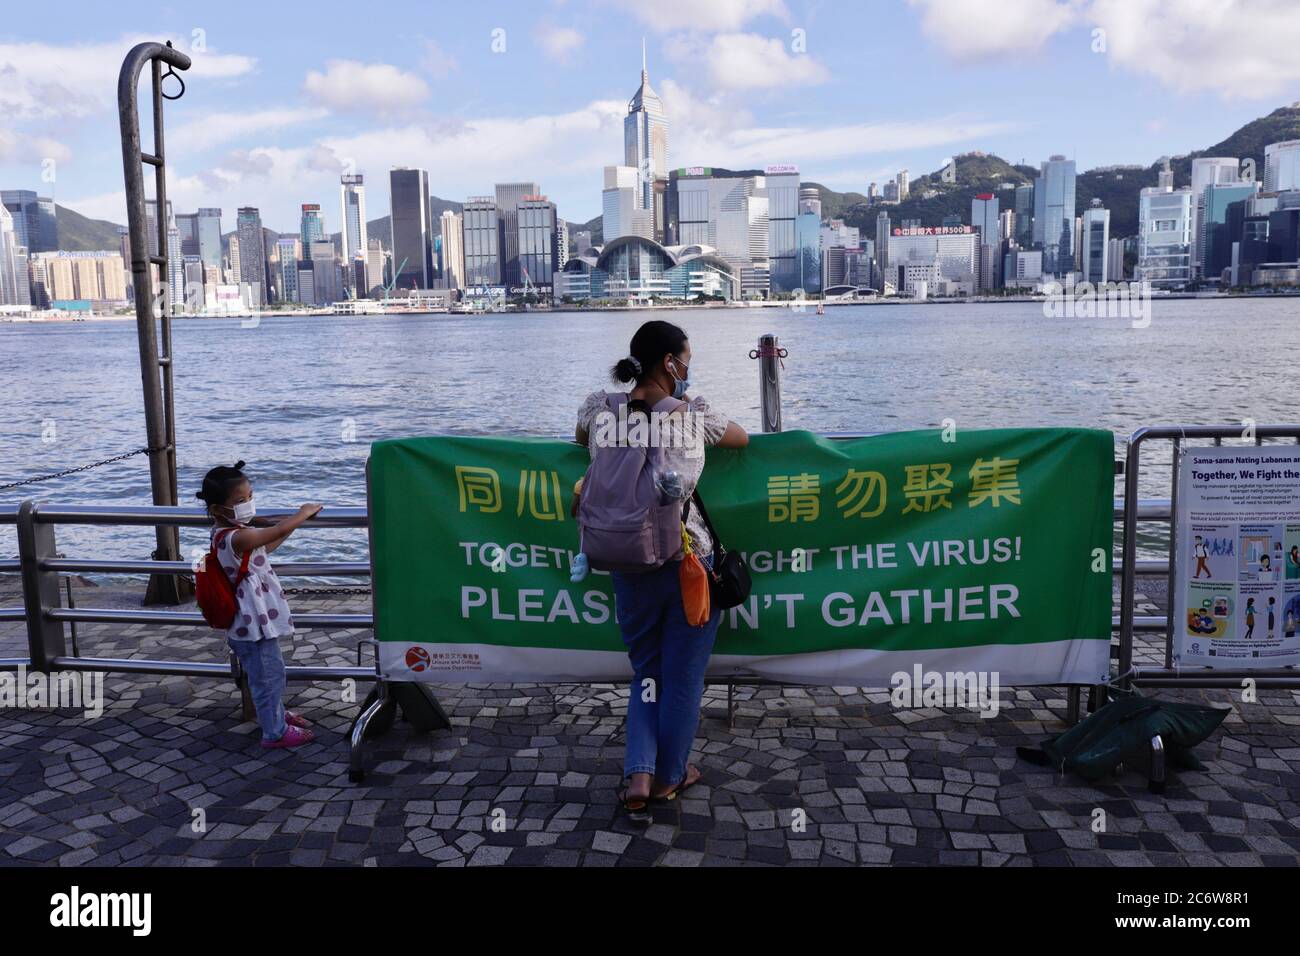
top-left (1, 579), bottom-right (1299, 867)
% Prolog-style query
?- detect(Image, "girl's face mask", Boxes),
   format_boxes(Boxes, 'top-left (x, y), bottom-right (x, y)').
top-left (228, 498), bottom-right (255, 523)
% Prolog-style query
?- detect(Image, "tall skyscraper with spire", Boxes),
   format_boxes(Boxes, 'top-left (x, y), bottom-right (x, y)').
top-left (624, 39), bottom-right (669, 239)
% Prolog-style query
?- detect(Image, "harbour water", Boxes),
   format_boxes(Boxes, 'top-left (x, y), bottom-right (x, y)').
top-left (2, 297), bottom-right (1298, 570)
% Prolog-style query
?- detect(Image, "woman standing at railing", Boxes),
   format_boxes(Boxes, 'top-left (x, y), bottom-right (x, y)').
top-left (574, 320), bottom-right (748, 823)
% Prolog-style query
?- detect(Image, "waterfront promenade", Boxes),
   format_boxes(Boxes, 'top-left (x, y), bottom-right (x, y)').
top-left (2, 579), bottom-right (1298, 867)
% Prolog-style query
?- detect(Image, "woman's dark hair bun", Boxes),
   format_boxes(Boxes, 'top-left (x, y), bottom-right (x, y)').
top-left (610, 358), bottom-right (640, 384)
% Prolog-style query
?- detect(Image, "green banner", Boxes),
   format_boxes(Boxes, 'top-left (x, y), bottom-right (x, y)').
top-left (368, 427), bottom-right (1114, 686)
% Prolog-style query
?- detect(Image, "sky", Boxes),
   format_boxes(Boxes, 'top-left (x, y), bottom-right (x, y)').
top-left (2, 0), bottom-right (1299, 235)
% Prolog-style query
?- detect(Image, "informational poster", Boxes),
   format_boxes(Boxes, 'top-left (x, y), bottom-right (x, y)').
top-left (368, 427), bottom-right (1114, 687)
top-left (1173, 445), bottom-right (1300, 668)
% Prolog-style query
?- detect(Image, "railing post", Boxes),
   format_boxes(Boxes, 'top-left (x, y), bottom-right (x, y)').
top-left (757, 332), bottom-right (782, 433)
top-left (17, 501), bottom-right (66, 671)
top-left (118, 41), bottom-right (192, 606)
top-left (1116, 431), bottom-right (1145, 693)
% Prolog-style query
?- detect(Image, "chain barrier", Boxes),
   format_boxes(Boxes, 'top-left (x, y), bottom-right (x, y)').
top-left (1, 446), bottom-right (168, 493)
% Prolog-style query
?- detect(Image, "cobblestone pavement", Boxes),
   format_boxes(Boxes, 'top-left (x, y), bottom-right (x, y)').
top-left (1, 582), bottom-right (1299, 867)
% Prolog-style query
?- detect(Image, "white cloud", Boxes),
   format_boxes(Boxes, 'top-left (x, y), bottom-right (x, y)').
top-left (0, 35), bottom-right (255, 121)
top-left (302, 60), bottom-right (430, 113)
top-left (170, 108), bottom-right (330, 151)
top-left (1091, 0), bottom-right (1300, 98)
top-left (537, 25), bottom-right (585, 63)
top-left (0, 127), bottom-right (71, 165)
top-left (419, 38), bottom-right (459, 78)
top-left (610, 0), bottom-right (789, 32)
top-left (908, 0), bottom-right (1082, 59)
top-left (670, 32), bottom-right (829, 90)
top-left (57, 189), bottom-right (127, 224)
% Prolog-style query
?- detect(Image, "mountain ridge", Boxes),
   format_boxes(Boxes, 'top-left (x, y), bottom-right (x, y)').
top-left (44, 104), bottom-right (1300, 252)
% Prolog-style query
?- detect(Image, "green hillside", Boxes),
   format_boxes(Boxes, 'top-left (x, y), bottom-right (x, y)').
top-left (52, 204), bottom-right (123, 251)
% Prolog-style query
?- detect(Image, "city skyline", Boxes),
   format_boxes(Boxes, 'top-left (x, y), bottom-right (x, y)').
top-left (2, 0), bottom-right (1300, 233)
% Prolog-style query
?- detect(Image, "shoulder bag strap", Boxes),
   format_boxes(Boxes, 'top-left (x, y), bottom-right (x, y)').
top-left (687, 489), bottom-right (725, 553)
top-left (217, 527), bottom-right (253, 584)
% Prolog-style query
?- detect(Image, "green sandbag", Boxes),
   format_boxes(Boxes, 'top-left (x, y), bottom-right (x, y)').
top-left (1017, 695), bottom-right (1229, 782)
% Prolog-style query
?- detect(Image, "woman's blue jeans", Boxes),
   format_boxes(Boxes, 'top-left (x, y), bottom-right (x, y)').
top-left (611, 553), bottom-right (721, 787)
top-left (228, 636), bottom-right (288, 742)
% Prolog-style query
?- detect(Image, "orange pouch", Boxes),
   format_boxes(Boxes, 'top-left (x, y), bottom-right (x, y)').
top-left (680, 551), bottom-right (712, 626)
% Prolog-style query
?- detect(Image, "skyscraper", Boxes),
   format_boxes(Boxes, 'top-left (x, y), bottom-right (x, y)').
top-left (300, 204), bottom-right (325, 252)
top-left (766, 167), bottom-right (801, 294)
top-left (463, 197), bottom-right (502, 285)
top-left (196, 208), bottom-right (223, 271)
top-left (1032, 155), bottom-right (1077, 276)
top-left (0, 205), bottom-right (30, 306)
top-left (1013, 184), bottom-right (1034, 247)
top-left (603, 166), bottom-right (650, 242)
top-left (1264, 140), bottom-right (1300, 192)
top-left (366, 238), bottom-right (387, 298)
top-left (0, 190), bottom-right (57, 253)
top-left (1189, 157), bottom-right (1239, 279)
top-left (971, 193), bottom-right (1000, 290)
top-left (1080, 199), bottom-right (1110, 285)
top-left (875, 211), bottom-right (891, 288)
top-left (1137, 184), bottom-right (1193, 288)
top-left (389, 167), bottom-right (433, 289)
top-left (236, 207), bottom-right (268, 306)
top-left (494, 182), bottom-right (541, 286)
top-left (340, 173), bottom-right (368, 293)
top-left (274, 236), bottom-right (301, 303)
top-left (439, 210), bottom-right (465, 290)
top-left (624, 40), bottom-right (669, 223)
top-left (517, 197), bottom-right (558, 294)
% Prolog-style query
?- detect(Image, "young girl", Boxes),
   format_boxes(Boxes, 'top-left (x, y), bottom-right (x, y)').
top-left (196, 460), bottom-right (322, 749)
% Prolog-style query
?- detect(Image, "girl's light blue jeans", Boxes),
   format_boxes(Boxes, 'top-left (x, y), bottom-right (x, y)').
top-left (228, 636), bottom-right (288, 742)
top-left (611, 553), bottom-right (721, 787)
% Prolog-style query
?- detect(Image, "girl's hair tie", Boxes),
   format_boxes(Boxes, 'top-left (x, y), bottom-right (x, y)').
top-left (626, 356), bottom-right (642, 374)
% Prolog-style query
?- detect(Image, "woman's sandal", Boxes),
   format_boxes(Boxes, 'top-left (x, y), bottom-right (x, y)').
top-left (651, 765), bottom-right (703, 802)
top-left (617, 785), bottom-right (652, 825)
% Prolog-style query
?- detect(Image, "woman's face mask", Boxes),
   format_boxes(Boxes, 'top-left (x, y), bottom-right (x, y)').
top-left (669, 356), bottom-right (692, 399)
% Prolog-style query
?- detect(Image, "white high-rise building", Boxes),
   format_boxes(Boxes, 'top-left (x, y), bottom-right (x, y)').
top-left (340, 173), bottom-right (368, 294)
top-left (603, 165), bottom-right (652, 241)
top-left (439, 210), bottom-right (465, 290)
top-left (366, 238), bottom-right (386, 298)
top-left (1137, 184), bottom-right (1194, 287)
top-left (0, 205), bottom-right (29, 307)
top-left (1189, 157), bottom-right (1238, 278)
top-left (1264, 140), bottom-right (1300, 193)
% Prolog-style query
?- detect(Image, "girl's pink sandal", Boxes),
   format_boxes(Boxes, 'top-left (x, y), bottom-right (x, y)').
top-left (285, 711), bottom-right (311, 728)
top-left (261, 725), bottom-right (315, 749)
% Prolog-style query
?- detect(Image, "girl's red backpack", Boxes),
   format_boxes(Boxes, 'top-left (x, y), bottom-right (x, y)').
top-left (196, 528), bottom-right (251, 629)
